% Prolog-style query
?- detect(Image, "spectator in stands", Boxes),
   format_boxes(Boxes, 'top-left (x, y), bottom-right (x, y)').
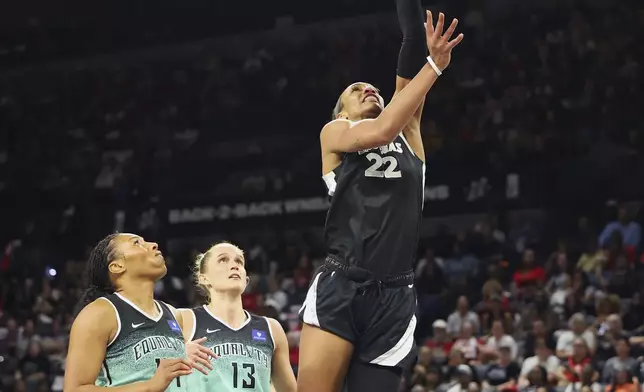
top-left (478, 293), bottom-right (515, 336)
top-left (453, 322), bottom-right (481, 362)
top-left (448, 296), bottom-right (481, 337)
top-left (556, 338), bottom-right (595, 387)
top-left (596, 314), bottom-right (629, 367)
top-left (416, 253), bottom-right (447, 340)
top-left (16, 340), bottom-right (51, 392)
top-left (443, 349), bottom-right (479, 386)
top-left (16, 319), bottom-right (39, 360)
top-left (484, 320), bottom-right (519, 361)
top-left (577, 242), bottom-right (606, 274)
top-left (563, 364), bottom-right (602, 392)
top-left (482, 345), bottom-right (520, 392)
top-left (602, 337), bottom-right (637, 384)
top-left (557, 314), bottom-right (597, 358)
top-left (409, 356), bottom-right (444, 392)
top-left (426, 319), bottom-right (454, 366)
top-left (292, 254), bottom-right (312, 295)
top-left (264, 277), bottom-right (288, 313)
top-left (545, 252), bottom-right (570, 295)
top-left (550, 274), bottom-right (573, 314)
top-left (520, 365), bottom-right (550, 392)
top-left (623, 292), bottom-right (644, 332)
top-left (513, 249), bottom-right (545, 290)
top-left (598, 205), bottom-right (641, 250)
top-left (446, 365), bottom-right (478, 392)
top-left (524, 320), bottom-right (556, 358)
top-left (0, 317), bottom-right (19, 354)
top-left (605, 255), bottom-right (637, 299)
top-left (604, 364), bottom-right (639, 392)
top-left (519, 339), bottom-right (559, 387)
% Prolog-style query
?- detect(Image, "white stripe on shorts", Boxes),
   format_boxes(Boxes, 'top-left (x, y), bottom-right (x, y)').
top-left (299, 271), bottom-right (323, 327)
top-left (369, 314), bottom-right (417, 367)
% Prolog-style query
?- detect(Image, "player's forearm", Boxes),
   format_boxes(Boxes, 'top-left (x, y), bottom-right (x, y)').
top-left (374, 63), bottom-right (438, 139)
top-left (396, 0), bottom-right (427, 80)
top-left (70, 381), bottom-right (153, 392)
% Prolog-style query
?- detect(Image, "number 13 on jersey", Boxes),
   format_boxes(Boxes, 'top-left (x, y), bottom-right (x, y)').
top-left (364, 152), bottom-right (402, 179)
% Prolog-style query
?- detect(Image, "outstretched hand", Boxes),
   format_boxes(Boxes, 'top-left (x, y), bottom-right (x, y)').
top-left (186, 337), bottom-right (217, 375)
top-left (425, 11), bottom-right (464, 72)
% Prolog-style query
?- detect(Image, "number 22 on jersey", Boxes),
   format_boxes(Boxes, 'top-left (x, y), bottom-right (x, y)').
top-left (364, 152), bottom-right (401, 179)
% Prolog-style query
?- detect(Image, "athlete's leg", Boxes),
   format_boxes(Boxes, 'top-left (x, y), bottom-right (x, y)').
top-left (345, 361), bottom-right (403, 392)
top-left (297, 324), bottom-right (354, 392)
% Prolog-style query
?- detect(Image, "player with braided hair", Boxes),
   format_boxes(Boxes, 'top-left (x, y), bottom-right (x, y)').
top-left (64, 233), bottom-right (215, 392)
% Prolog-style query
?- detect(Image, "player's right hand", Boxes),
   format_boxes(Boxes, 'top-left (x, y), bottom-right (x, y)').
top-left (147, 358), bottom-right (193, 392)
top-left (425, 10), bottom-right (464, 72)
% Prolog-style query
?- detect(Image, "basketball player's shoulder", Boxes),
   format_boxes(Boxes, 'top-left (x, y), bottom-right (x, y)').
top-left (321, 119), bottom-right (349, 140)
top-left (72, 297), bottom-right (117, 335)
top-left (86, 296), bottom-right (118, 317)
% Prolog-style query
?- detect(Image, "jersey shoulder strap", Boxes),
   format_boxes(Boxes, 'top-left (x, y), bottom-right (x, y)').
top-left (96, 295), bottom-right (122, 346)
top-left (157, 301), bottom-right (177, 321)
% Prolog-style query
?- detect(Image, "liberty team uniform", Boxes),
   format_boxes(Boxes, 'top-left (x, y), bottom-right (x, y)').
top-left (300, 133), bottom-right (425, 370)
top-left (185, 306), bottom-right (275, 392)
top-left (95, 293), bottom-right (187, 391)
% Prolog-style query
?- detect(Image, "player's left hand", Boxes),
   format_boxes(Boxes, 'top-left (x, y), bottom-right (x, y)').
top-left (186, 337), bottom-right (217, 375)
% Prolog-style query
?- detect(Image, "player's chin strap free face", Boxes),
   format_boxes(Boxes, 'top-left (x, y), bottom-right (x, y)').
top-left (198, 273), bottom-right (250, 290)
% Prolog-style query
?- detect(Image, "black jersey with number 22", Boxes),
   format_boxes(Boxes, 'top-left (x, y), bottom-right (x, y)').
top-left (322, 132), bottom-right (425, 276)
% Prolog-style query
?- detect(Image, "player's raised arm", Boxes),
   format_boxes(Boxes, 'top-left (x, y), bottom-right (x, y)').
top-left (321, 11), bottom-right (463, 154)
top-left (64, 300), bottom-right (192, 392)
top-left (393, 0), bottom-right (432, 160)
top-left (394, 0), bottom-right (428, 93)
top-left (267, 318), bottom-right (297, 392)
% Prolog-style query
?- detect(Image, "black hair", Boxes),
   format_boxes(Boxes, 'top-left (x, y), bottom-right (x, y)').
top-left (529, 365), bottom-right (548, 386)
top-left (331, 94), bottom-right (343, 120)
top-left (615, 335), bottom-right (631, 347)
top-left (74, 233), bottom-right (120, 316)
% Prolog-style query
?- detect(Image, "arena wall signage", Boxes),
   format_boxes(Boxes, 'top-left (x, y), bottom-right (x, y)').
top-left (168, 197), bottom-right (331, 224)
top-left (166, 173), bottom-right (523, 224)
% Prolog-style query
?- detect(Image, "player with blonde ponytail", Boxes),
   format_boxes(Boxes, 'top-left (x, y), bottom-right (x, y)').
top-left (179, 242), bottom-right (296, 392)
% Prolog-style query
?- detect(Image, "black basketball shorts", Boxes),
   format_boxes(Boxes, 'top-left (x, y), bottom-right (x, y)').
top-left (298, 256), bottom-right (417, 370)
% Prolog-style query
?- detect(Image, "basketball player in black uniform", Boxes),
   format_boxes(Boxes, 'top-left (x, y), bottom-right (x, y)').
top-left (179, 242), bottom-right (296, 392)
top-left (64, 233), bottom-right (215, 392)
top-left (297, 4), bottom-right (463, 392)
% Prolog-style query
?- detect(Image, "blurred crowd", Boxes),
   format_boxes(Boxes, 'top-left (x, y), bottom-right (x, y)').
top-left (0, 0), bottom-right (643, 392)
top-left (2, 202), bottom-right (644, 392)
top-left (407, 202), bottom-right (644, 392)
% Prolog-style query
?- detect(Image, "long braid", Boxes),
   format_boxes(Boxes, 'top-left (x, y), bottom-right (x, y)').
top-left (74, 233), bottom-right (120, 316)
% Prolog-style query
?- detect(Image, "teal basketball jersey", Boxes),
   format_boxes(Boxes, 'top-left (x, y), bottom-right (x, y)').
top-left (95, 293), bottom-right (187, 391)
top-left (185, 306), bottom-right (275, 392)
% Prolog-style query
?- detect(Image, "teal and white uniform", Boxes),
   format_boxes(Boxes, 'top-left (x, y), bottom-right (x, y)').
top-left (185, 306), bottom-right (275, 392)
top-left (95, 293), bottom-right (187, 391)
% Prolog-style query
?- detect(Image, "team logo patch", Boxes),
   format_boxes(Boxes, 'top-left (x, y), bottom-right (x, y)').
top-left (167, 320), bottom-right (182, 333)
top-left (252, 329), bottom-right (267, 342)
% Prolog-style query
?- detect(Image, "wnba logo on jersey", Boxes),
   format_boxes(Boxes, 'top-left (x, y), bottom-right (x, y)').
top-left (252, 329), bottom-right (266, 342)
top-left (132, 335), bottom-right (184, 361)
top-left (167, 320), bottom-right (182, 334)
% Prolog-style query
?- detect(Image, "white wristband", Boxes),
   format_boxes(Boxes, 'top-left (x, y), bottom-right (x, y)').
top-left (426, 56), bottom-right (442, 76)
